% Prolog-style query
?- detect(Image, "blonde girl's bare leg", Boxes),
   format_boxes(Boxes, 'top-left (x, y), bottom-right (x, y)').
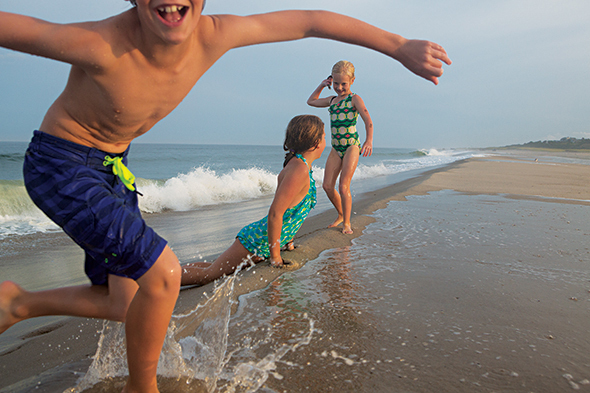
top-left (339, 146), bottom-right (360, 234)
top-left (323, 148), bottom-right (344, 228)
top-left (181, 239), bottom-right (252, 286)
top-left (124, 245), bottom-right (181, 393)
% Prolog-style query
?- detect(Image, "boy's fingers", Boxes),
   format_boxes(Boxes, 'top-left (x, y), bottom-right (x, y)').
top-left (398, 40), bottom-right (450, 84)
top-left (430, 43), bottom-right (452, 65)
top-left (432, 47), bottom-right (452, 66)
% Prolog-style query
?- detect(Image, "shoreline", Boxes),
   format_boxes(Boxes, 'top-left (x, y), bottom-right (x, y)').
top-left (2, 151), bottom-right (590, 391)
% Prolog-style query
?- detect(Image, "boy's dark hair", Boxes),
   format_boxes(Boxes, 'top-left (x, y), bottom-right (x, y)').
top-left (283, 115), bottom-right (324, 167)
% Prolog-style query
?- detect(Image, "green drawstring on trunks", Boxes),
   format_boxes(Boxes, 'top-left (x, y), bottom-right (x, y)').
top-left (103, 155), bottom-right (137, 192)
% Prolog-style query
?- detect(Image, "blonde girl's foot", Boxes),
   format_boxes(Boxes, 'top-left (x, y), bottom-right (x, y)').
top-left (342, 225), bottom-right (353, 235)
top-left (0, 281), bottom-right (25, 334)
top-left (328, 216), bottom-right (343, 228)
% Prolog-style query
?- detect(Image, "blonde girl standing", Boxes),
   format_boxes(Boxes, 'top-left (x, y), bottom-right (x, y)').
top-left (307, 61), bottom-right (373, 234)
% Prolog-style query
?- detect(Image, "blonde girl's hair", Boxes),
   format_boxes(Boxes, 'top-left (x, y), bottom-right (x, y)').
top-left (283, 115), bottom-right (325, 167)
top-left (331, 60), bottom-right (355, 79)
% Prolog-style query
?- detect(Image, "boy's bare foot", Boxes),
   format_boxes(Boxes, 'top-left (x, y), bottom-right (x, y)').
top-left (328, 217), bottom-right (343, 228)
top-left (0, 281), bottom-right (25, 334)
top-left (342, 225), bottom-right (353, 235)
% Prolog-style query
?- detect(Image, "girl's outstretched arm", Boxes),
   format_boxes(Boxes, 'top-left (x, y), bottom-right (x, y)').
top-left (212, 11), bottom-right (451, 84)
top-left (352, 95), bottom-right (374, 157)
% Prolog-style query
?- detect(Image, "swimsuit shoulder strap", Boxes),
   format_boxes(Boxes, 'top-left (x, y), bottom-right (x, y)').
top-left (295, 153), bottom-right (307, 166)
top-left (295, 153), bottom-right (313, 177)
top-left (294, 154), bottom-right (316, 206)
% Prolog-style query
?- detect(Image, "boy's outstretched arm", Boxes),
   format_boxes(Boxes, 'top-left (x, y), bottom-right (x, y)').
top-left (0, 11), bottom-right (110, 68)
top-left (213, 10), bottom-right (451, 84)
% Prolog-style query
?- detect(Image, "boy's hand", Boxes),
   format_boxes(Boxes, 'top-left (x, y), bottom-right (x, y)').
top-left (394, 39), bottom-right (452, 85)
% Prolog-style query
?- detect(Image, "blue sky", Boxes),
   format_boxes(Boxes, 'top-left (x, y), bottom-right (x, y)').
top-left (0, 0), bottom-right (588, 149)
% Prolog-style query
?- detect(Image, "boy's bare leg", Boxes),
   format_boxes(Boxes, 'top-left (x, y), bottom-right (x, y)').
top-left (0, 275), bottom-right (139, 334)
top-left (181, 240), bottom-right (252, 287)
top-left (339, 146), bottom-right (360, 235)
top-left (1, 246), bottom-right (181, 392)
top-left (124, 245), bottom-right (181, 393)
top-left (323, 148), bottom-right (344, 228)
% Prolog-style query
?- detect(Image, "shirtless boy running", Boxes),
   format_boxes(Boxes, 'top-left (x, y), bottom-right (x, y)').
top-left (0, 1), bottom-right (451, 392)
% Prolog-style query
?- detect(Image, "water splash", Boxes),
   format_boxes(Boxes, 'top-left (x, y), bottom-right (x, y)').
top-left (65, 262), bottom-right (315, 393)
top-left (221, 317), bottom-right (314, 393)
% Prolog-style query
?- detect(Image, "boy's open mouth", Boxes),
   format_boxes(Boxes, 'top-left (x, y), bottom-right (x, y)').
top-left (156, 5), bottom-right (188, 24)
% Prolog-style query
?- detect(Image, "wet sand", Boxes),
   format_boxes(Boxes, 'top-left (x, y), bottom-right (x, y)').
top-left (1, 150), bottom-right (590, 392)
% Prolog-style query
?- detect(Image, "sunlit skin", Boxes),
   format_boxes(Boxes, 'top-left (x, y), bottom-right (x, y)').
top-left (0, 2), bottom-right (450, 391)
top-left (307, 72), bottom-right (374, 234)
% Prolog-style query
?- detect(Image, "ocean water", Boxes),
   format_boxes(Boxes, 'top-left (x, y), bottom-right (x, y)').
top-left (0, 141), bottom-right (482, 241)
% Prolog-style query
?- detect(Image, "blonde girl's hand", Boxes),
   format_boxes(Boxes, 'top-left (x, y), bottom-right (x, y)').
top-left (394, 39), bottom-right (452, 85)
top-left (360, 141), bottom-right (373, 157)
top-left (322, 76), bottom-right (333, 90)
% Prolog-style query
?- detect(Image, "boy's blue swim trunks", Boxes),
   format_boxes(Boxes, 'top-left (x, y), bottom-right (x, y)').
top-left (23, 131), bottom-right (167, 286)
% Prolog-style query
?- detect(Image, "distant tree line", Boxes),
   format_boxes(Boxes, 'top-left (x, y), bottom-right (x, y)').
top-left (506, 137), bottom-right (590, 150)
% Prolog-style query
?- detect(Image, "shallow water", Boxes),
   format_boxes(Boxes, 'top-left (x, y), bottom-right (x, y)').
top-left (218, 191), bottom-right (590, 392)
top-left (50, 190), bottom-right (590, 392)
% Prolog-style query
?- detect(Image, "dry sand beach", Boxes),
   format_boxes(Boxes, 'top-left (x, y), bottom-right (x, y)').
top-left (1, 151), bottom-right (590, 392)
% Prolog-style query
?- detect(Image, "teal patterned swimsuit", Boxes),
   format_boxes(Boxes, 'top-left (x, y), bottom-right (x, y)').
top-left (329, 93), bottom-right (360, 158)
top-left (237, 154), bottom-right (316, 258)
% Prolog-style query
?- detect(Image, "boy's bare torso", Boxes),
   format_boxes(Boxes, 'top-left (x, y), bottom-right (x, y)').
top-left (40, 9), bottom-right (224, 153)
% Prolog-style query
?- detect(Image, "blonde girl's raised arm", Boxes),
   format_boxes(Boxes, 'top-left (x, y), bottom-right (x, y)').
top-left (307, 77), bottom-right (334, 107)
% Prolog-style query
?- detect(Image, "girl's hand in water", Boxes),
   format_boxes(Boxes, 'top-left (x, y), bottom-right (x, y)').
top-left (270, 256), bottom-right (284, 267)
top-left (270, 257), bottom-right (293, 268)
top-left (394, 39), bottom-right (452, 85)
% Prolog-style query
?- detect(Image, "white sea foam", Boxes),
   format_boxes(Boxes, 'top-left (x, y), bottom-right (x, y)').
top-left (138, 166), bottom-right (278, 213)
top-left (0, 180), bottom-right (59, 239)
top-left (354, 150), bottom-right (483, 180)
